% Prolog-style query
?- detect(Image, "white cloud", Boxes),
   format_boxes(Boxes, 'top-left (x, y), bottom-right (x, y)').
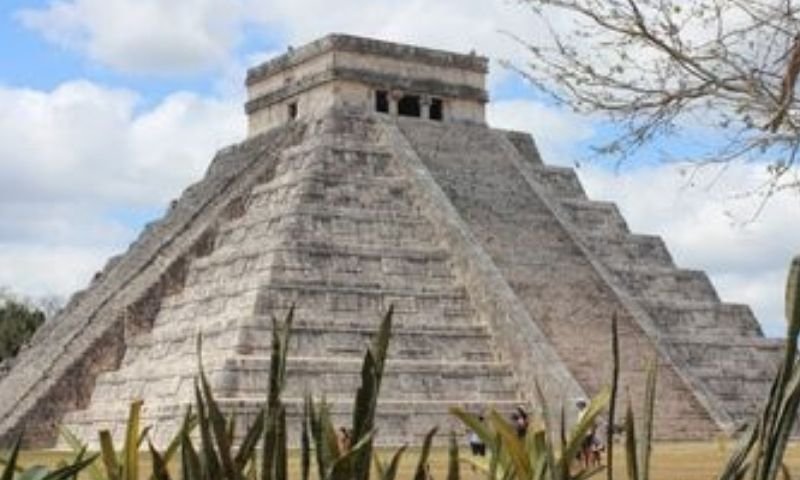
top-left (17, 0), bottom-right (543, 82)
top-left (0, 80), bottom-right (244, 298)
top-left (0, 244), bottom-right (117, 299)
top-left (0, 81), bottom-right (243, 206)
top-left (17, 0), bottom-right (246, 74)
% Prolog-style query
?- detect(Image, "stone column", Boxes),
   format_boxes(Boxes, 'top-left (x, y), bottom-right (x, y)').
top-left (421, 95), bottom-right (432, 119)
top-left (389, 90), bottom-right (403, 116)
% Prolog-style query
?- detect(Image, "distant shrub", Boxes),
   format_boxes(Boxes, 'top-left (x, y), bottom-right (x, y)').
top-left (0, 299), bottom-right (44, 362)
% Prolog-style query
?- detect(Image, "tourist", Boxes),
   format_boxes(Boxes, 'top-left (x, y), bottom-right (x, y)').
top-left (468, 415), bottom-right (486, 456)
top-left (514, 406), bottom-right (529, 438)
top-left (576, 399), bottom-right (602, 467)
top-left (337, 427), bottom-right (351, 454)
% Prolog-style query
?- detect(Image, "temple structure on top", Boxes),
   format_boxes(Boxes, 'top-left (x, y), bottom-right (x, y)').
top-left (244, 34), bottom-right (488, 134)
top-left (0, 34), bottom-right (783, 448)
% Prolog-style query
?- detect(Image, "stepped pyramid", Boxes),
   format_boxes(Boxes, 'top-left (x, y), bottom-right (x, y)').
top-left (0, 34), bottom-right (783, 447)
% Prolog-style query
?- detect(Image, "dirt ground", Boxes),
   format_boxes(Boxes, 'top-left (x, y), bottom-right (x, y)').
top-left (14, 441), bottom-right (800, 479)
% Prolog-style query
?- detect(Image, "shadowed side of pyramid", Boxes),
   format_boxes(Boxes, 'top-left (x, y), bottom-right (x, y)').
top-left (395, 117), bottom-right (782, 437)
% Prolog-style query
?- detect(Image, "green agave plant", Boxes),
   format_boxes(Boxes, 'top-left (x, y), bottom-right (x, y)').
top-left (450, 386), bottom-right (609, 480)
top-left (716, 256), bottom-right (800, 480)
top-left (59, 395), bottom-right (194, 480)
top-left (0, 433), bottom-right (96, 480)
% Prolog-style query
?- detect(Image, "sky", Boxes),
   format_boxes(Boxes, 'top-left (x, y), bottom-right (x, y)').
top-left (0, 0), bottom-right (797, 336)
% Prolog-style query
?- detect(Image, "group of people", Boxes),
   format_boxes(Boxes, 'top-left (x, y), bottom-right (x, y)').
top-left (467, 401), bottom-right (604, 468)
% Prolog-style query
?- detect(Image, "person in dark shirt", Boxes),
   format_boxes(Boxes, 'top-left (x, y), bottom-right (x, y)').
top-left (513, 406), bottom-right (529, 439)
top-left (468, 415), bottom-right (486, 456)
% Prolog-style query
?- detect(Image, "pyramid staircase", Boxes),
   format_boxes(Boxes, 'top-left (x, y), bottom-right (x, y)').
top-left (509, 138), bottom-right (783, 426)
top-left (60, 112), bottom-right (523, 446)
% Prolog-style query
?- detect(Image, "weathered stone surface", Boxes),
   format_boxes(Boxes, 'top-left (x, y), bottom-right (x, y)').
top-left (0, 34), bottom-right (782, 447)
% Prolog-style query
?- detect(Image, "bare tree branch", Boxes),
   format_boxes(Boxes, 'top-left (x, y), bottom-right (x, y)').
top-left (514, 0), bottom-right (800, 197)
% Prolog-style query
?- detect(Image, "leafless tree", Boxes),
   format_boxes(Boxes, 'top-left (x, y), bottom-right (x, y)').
top-left (512, 0), bottom-right (800, 204)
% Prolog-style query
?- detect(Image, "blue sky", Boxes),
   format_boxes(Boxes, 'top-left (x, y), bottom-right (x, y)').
top-left (0, 0), bottom-right (797, 337)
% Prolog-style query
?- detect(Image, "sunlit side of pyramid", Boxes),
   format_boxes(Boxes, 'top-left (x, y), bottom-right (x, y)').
top-left (0, 34), bottom-right (782, 447)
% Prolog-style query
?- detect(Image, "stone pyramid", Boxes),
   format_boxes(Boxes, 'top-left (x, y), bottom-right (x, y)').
top-left (0, 34), bottom-right (783, 447)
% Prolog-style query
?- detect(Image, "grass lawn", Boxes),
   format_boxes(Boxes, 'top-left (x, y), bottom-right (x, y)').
top-left (13, 441), bottom-right (800, 479)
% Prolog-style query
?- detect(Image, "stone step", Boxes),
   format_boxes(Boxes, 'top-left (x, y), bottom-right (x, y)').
top-left (250, 187), bottom-right (417, 217)
top-left (395, 119), bottom-right (504, 152)
top-left (193, 241), bottom-right (448, 278)
top-left (610, 266), bottom-right (719, 303)
top-left (249, 177), bottom-right (417, 215)
top-left (268, 257), bottom-right (455, 281)
top-left (665, 336), bottom-right (782, 371)
top-left (251, 172), bottom-right (411, 202)
top-left (275, 144), bottom-right (400, 179)
top-left (688, 365), bottom-right (778, 382)
top-left (256, 283), bottom-right (473, 316)
top-left (213, 357), bottom-right (518, 399)
top-left (217, 208), bottom-right (436, 250)
top-left (579, 233), bottom-right (674, 269)
top-left (191, 267), bottom-right (459, 299)
top-left (669, 340), bottom-right (782, 423)
top-left (241, 204), bottom-right (427, 232)
top-left (524, 165), bottom-right (586, 200)
top-left (278, 139), bottom-right (393, 161)
top-left (129, 316), bottom-right (487, 347)
top-left (252, 309), bottom-right (480, 330)
top-left (558, 199), bottom-right (629, 236)
top-left (91, 357), bottom-right (518, 406)
top-left (504, 130), bottom-right (543, 165)
top-left (260, 278), bottom-right (464, 299)
top-left (237, 324), bottom-right (494, 361)
top-left (642, 300), bottom-right (764, 338)
top-left (125, 321), bottom-right (494, 363)
top-left (220, 206), bottom-right (434, 237)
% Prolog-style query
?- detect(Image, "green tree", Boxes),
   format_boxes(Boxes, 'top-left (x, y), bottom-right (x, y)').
top-left (0, 299), bottom-right (45, 362)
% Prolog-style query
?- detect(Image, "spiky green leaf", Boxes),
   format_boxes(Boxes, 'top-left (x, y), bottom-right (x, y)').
top-left (148, 440), bottom-right (171, 480)
top-left (381, 446), bottom-right (407, 480)
top-left (413, 427), bottom-right (438, 480)
top-left (607, 311), bottom-right (620, 480)
top-left (122, 400), bottom-right (142, 480)
top-left (447, 430), bottom-right (460, 480)
top-left (58, 427), bottom-right (105, 480)
top-left (0, 434), bottom-right (22, 480)
top-left (235, 409), bottom-right (264, 471)
top-left (180, 432), bottom-right (202, 480)
top-left (624, 399), bottom-right (638, 480)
